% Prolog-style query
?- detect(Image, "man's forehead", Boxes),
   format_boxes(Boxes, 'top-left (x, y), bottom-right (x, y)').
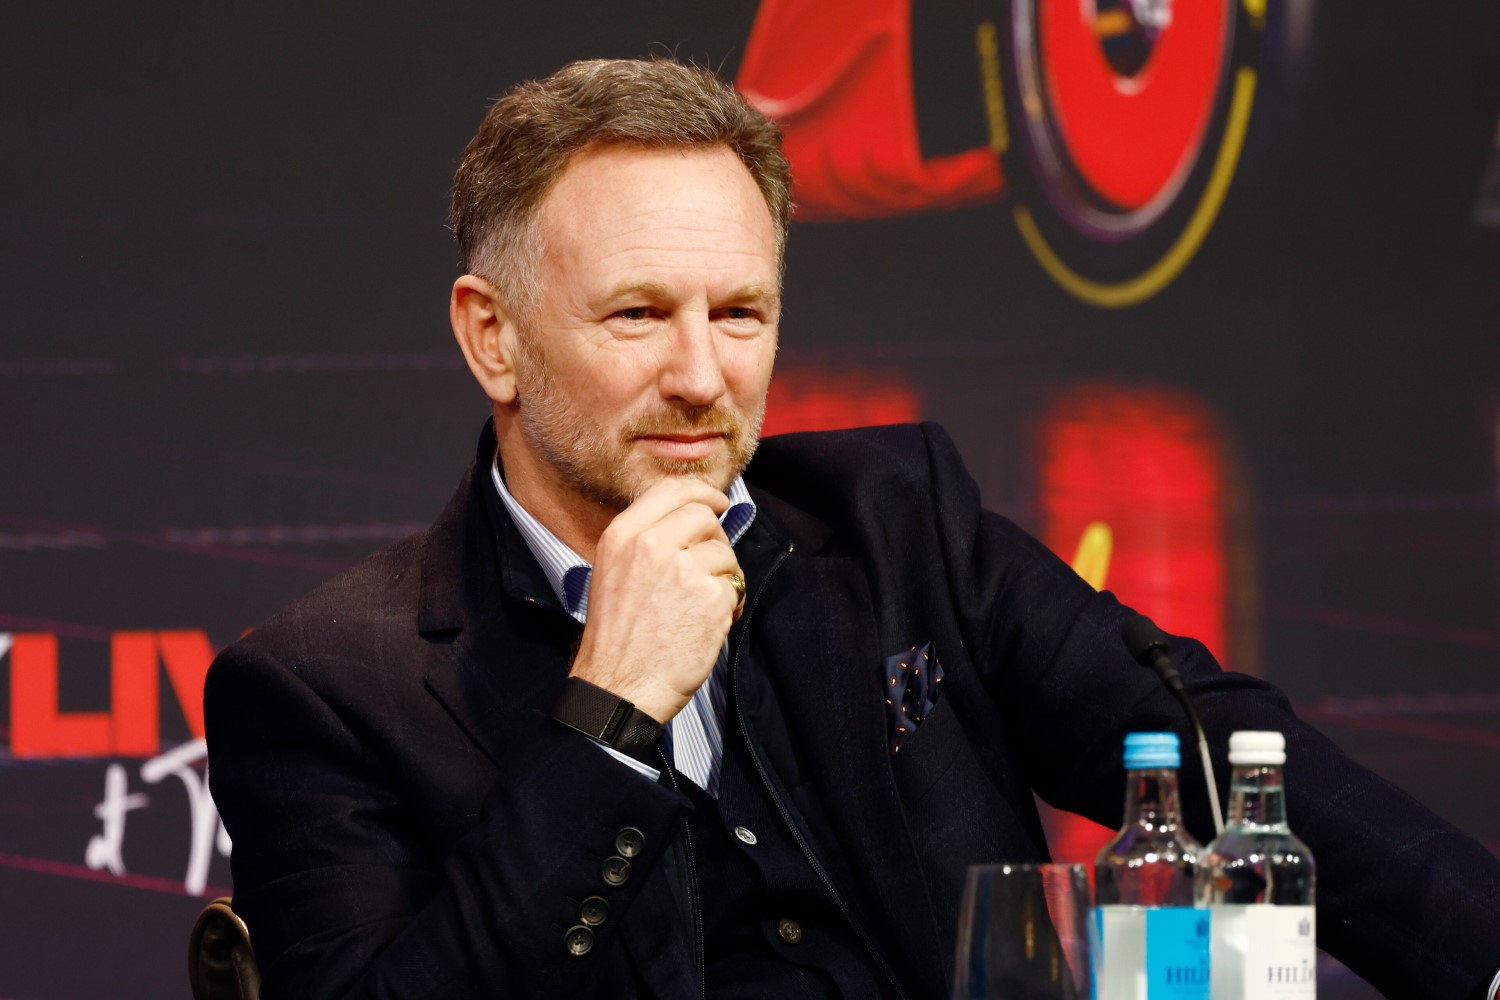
top-left (541, 143), bottom-right (771, 224)
top-left (534, 143), bottom-right (779, 286)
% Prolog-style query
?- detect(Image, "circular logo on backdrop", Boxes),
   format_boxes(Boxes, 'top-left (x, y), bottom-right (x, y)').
top-left (737, 0), bottom-right (1266, 308)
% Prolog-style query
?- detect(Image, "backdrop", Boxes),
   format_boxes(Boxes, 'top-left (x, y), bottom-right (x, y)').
top-left (4, 2), bottom-right (1499, 996)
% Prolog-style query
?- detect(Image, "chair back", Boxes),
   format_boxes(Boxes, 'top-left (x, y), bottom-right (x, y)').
top-left (188, 897), bottom-right (261, 1000)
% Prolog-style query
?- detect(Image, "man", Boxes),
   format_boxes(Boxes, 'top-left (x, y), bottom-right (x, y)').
top-left (205, 59), bottom-right (1500, 998)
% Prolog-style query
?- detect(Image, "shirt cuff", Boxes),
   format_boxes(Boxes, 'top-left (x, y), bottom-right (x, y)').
top-left (1486, 967), bottom-right (1500, 1000)
top-left (594, 742), bottom-right (662, 782)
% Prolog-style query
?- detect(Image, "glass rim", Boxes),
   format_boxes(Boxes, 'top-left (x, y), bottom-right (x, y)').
top-left (965, 861), bottom-right (1088, 874)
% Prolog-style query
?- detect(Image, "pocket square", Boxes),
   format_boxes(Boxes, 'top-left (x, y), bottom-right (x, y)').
top-left (882, 641), bottom-right (944, 755)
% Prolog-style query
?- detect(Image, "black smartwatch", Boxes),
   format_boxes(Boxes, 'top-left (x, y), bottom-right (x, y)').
top-left (550, 677), bottom-right (664, 764)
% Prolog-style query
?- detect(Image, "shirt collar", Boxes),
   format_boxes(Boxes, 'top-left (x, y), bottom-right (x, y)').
top-left (491, 453), bottom-right (757, 622)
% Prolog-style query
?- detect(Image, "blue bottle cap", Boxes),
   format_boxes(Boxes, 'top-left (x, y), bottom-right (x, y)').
top-left (1123, 731), bottom-right (1180, 769)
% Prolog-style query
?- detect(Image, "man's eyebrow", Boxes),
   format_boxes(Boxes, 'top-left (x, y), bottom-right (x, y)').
top-left (723, 283), bottom-right (780, 304)
top-left (602, 280), bottom-right (670, 302)
top-left (598, 281), bottom-right (781, 305)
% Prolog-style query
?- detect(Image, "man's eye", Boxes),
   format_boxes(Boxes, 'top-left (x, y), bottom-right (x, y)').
top-left (718, 307), bottom-right (759, 321)
top-left (615, 307), bottom-right (652, 321)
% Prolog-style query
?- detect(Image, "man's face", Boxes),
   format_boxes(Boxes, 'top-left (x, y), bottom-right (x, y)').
top-left (507, 144), bottom-right (780, 512)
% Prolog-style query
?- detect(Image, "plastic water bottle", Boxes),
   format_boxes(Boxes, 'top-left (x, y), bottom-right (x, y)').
top-left (1093, 732), bottom-right (1210, 999)
top-left (1196, 731), bottom-right (1317, 997)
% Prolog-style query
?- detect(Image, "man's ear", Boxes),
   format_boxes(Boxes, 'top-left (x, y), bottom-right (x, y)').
top-left (450, 274), bottom-right (521, 405)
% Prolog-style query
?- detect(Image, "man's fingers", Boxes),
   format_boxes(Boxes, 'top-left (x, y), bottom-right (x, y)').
top-left (613, 477), bottom-right (730, 530)
top-left (599, 480), bottom-right (731, 560)
top-left (649, 539), bottom-right (742, 619)
top-left (573, 481), bottom-right (745, 724)
top-left (684, 541), bottom-right (746, 620)
top-left (651, 501), bottom-right (732, 550)
top-left (679, 537), bottom-right (740, 579)
top-left (726, 570), bottom-right (747, 621)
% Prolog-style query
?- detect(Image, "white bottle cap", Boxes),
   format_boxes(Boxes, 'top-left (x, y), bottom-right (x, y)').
top-left (1228, 730), bottom-right (1286, 766)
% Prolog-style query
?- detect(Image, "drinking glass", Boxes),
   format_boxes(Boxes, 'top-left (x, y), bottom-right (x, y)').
top-left (953, 862), bottom-right (1093, 999)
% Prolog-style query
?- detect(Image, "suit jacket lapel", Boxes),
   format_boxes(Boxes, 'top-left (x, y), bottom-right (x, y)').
top-left (417, 430), bottom-right (578, 767)
top-left (415, 434), bottom-right (697, 998)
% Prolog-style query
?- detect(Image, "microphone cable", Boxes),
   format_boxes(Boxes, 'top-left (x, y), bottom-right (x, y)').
top-left (1121, 614), bottom-right (1225, 835)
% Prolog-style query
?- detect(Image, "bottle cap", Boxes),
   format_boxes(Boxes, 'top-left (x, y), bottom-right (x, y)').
top-left (1228, 730), bottom-right (1286, 766)
top-left (1123, 731), bottom-right (1180, 769)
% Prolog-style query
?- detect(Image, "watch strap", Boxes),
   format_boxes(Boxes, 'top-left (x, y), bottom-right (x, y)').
top-left (550, 677), bottom-right (664, 764)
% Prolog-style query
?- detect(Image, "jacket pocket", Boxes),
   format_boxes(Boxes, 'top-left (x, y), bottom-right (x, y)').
top-left (889, 695), bottom-right (963, 808)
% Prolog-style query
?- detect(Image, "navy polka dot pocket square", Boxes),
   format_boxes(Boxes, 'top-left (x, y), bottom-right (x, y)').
top-left (882, 641), bottom-right (944, 755)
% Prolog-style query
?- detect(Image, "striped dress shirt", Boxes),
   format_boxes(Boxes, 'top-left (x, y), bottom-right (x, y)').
top-left (491, 456), bottom-right (756, 797)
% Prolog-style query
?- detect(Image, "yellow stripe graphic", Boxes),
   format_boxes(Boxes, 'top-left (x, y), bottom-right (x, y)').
top-left (1015, 66), bottom-right (1258, 309)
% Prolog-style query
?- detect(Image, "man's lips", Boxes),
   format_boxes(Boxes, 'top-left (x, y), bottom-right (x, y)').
top-left (634, 431), bottom-right (728, 460)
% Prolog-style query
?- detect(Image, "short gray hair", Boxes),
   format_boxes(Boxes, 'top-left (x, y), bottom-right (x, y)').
top-left (451, 58), bottom-right (792, 316)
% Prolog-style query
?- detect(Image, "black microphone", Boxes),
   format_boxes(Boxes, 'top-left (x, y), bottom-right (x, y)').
top-left (1120, 614), bottom-right (1224, 834)
top-left (1121, 614), bottom-right (1187, 696)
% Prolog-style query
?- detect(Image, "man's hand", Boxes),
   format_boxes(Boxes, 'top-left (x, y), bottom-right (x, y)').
top-left (570, 478), bottom-right (745, 723)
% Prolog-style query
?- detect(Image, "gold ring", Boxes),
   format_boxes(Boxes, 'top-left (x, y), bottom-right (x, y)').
top-left (728, 573), bottom-right (746, 612)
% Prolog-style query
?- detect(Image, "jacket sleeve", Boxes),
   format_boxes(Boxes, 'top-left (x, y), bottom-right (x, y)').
top-left (918, 421), bottom-right (1500, 999)
top-left (205, 637), bottom-right (689, 1000)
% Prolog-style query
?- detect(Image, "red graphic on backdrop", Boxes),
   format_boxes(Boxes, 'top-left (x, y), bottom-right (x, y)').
top-left (762, 366), bottom-right (920, 436)
top-left (0, 631), bottom-right (230, 896)
top-left (737, 0), bottom-right (1258, 308)
top-left (738, 0), bottom-right (1003, 220)
top-left (1036, 0), bottom-right (1228, 212)
top-left (738, 0), bottom-right (1235, 222)
top-left (1039, 384), bottom-right (1228, 656)
top-left (1034, 383), bottom-right (1233, 864)
top-left (8, 630), bottom-right (211, 758)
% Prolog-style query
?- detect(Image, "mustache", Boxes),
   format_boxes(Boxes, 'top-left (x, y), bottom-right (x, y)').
top-left (621, 404), bottom-right (742, 440)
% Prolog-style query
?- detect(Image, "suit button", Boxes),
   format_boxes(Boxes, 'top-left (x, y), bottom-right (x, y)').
top-left (601, 855), bottom-right (632, 886)
top-left (579, 896), bottom-right (609, 927)
top-left (564, 925), bottom-right (595, 957)
top-left (614, 826), bottom-right (645, 858)
top-left (777, 918), bottom-right (802, 944)
top-left (733, 826), bottom-right (757, 846)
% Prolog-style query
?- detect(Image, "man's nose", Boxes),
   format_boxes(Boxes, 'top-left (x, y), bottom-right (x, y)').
top-left (657, 312), bottom-right (727, 405)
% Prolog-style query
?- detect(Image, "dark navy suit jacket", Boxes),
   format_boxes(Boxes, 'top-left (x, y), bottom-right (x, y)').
top-left (205, 422), bottom-right (1500, 998)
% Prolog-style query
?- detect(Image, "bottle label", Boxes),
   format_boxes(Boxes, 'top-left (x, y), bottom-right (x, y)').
top-left (1210, 904), bottom-right (1316, 998)
top-left (1093, 905), bottom-right (1146, 999)
top-left (1145, 907), bottom-right (1211, 998)
top-left (1091, 906), bottom-right (1210, 1000)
